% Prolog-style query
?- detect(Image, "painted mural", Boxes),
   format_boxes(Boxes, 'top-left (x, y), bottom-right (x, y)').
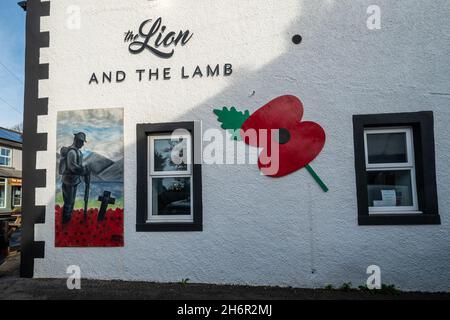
top-left (55, 108), bottom-right (124, 247)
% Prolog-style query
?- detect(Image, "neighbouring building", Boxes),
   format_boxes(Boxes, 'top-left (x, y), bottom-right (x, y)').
top-left (0, 128), bottom-right (22, 216)
top-left (21, 0), bottom-right (450, 292)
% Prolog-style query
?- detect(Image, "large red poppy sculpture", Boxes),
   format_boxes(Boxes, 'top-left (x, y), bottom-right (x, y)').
top-left (214, 95), bottom-right (328, 192)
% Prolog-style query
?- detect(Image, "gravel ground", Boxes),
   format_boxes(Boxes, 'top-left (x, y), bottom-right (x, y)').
top-left (1, 253), bottom-right (449, 300)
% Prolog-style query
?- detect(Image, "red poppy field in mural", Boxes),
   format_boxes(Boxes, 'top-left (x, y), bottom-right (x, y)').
top-left (55, 205), bottom-right (124, 247)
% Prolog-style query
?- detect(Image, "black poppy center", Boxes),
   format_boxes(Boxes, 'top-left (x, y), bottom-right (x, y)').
top-left (276, 128), bottom-right (291, 144)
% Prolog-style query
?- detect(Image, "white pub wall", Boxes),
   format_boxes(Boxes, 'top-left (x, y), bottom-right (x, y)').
top-left (32, 0), bottom-right (450, 291)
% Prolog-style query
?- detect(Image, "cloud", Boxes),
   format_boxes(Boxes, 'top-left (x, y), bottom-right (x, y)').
top-left (57, 108), bottom-right (124, 161)
top-left (57, 108), bottom-right (123, 128)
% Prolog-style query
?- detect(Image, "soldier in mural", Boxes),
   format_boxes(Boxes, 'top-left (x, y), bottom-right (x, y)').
top-left (59, 132), bottom-right (90, 224)
top-left (55, 108), bottom-right (124, 247)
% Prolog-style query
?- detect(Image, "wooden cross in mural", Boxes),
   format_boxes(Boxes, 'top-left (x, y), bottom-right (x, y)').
top-left (97, 191), bottom-right (116, 221)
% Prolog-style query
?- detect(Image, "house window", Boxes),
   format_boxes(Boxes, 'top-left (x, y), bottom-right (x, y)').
top-left (365, 127), bottom-right (419, 213)
top-left (353, 111), bottom-right (440, 225)
top-left (136, 122), bottom-right (202, 231)
top-left (12, 186), bottom-right (22, 207)
top-left (0, 148), bottom-right (12, 167)
top-left (148, 134), bottom-right (193, 223)
top-left (0, 179), bottom-right (6, 208)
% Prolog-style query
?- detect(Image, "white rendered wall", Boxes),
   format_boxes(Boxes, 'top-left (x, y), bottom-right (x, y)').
top-left (34, 0), bottom-right (450, 291)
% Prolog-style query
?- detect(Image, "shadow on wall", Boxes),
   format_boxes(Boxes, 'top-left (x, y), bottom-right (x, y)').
top-left (121, 0), bottom-right (361, 287)
top-left (130, 0), bottom-right (449, 290)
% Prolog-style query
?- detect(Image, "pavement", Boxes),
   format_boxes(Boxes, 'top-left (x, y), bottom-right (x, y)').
top-left (1, 253), bottom-right (450, 300)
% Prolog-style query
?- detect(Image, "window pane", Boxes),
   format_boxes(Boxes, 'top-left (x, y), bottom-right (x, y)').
top-left (13, 187), bottom-right (21, 206)
top-left (152, 177), bottom-right (191, 215)
top-left (0, 148), bottom-right (10, 157)
top-left (367, 132), bottom-right (407, 164)
top-left (0, 157), bottom-right (6, 166)
top-left (0, 184), bottom-right (5, 208)
top-left (153, 138), bottom-right (188, 172)
top-left (367, 170), bottom-right (414, 207)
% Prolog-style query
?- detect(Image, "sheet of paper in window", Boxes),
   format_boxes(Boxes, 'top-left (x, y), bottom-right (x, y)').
top-left (381, 189), bottom-right (397, 206)
top-left (373, 200), bottom-right (390, 207)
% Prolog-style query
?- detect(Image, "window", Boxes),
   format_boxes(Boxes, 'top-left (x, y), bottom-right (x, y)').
top-left (148, 134), bottom-right (192, 223)
top-left (353, 111), bottom-right (440, 225)
top-left (12, 186), bottom-right (22, 207)
top-left (365, 127), bottom-right (418, 213)
top-left (0, 178), bottom-right (6, 208)
top-left (136, 122), bottom-right (202, 231)
top-left (0, 147), bottom-right (12, 167)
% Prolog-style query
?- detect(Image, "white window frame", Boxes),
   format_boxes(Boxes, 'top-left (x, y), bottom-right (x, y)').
top-left (12, 186), bottom-right (22, 207)
top-left (0, 147), bottom-right (12, 167)
top-left (364, 127), bottom-right (420, 214)
top-left (0, 178), bottom-right (6, 209)
top-left (147, 133), bottom-right (193, 223)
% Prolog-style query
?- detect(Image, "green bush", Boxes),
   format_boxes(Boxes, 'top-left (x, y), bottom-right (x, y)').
top-left (339, 282), bottom-right (353, 291)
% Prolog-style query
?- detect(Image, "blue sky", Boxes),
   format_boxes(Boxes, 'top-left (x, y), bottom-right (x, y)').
top-left (0, 1), bottom-right (26, 129)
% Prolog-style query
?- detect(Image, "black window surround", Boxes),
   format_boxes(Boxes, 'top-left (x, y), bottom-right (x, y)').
top-left (136, 122), bottom-right (203, 232)
top-left (353, 111), bottom-right (440, 225)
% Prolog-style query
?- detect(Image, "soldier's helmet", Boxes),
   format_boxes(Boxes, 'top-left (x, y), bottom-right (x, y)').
top-left (74, 132), bottom-right (87, 142)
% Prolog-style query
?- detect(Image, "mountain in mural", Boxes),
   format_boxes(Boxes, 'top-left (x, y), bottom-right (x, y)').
top-left (84, 152), bottom-right (123, 182)
top-left (56, 151), bottom-right (123, 182)
top-left (97, 158), bottom-right (124, 182)
top-left (83, 152), bottom-right (114, 174)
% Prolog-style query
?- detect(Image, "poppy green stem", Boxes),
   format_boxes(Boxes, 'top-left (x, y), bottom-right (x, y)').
top-left (305, 164), bottom-right (329, 192)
